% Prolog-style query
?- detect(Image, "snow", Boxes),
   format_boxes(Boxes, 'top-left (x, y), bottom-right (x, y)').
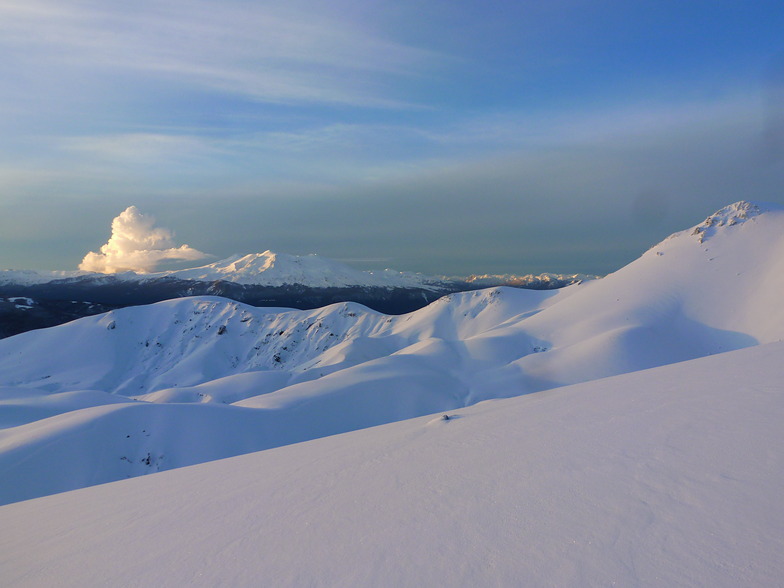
top-left (688, 200), bottom-right (764, 243)
top-left (165, 251), bottom-right (446, 288)
top-left (0, 341), bottom-right (782, 587)
top-left (0, 201), bottom-right (783, 585)
top-left (461, 271), bottom-right (597, 287)
top-left (7, 297), bottom-right (35, 307)
top-left (0, 201), bottom-right (783, 506)
top-left (0, 269), bottom-right (91, 286)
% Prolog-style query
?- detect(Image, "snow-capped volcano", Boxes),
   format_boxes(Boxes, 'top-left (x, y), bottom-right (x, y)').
top-left (0, 251), bottom-right (445, 289)
top-left (0, 201), bottom-right (782, 506)
top-left (161, 251), bottom-right (444, 289)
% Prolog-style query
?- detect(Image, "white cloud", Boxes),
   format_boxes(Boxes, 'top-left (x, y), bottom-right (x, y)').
top-left (79, 206), bottom-right (210, 273)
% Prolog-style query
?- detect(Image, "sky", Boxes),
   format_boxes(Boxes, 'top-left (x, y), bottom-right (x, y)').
top-left (0, 0), bottom-right (782, 276)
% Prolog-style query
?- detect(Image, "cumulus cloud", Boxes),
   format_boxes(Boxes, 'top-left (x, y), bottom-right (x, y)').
top-left (79, 206), bottom-right (210, 273)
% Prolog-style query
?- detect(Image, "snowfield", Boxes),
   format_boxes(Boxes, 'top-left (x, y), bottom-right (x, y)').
top-left (0, 201), bottom-right (783, 586)
top-left (1, 341), bottom-right (782, 587)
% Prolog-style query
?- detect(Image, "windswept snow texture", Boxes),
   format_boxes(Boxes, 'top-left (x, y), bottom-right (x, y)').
top-left (0, 201), bottom-right (783, 505)
top-left (1, 342), bottom-right (783, 587)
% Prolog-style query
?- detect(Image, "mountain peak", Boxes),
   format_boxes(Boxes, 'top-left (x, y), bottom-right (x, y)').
top-left (652, 200), bottom-right (782, 248)
top-left (166, 251), bottom-right (443, 289)
top-left (215, 251), bottom-right (277, 273)
top-left (689, 200), bottom-right (773, 243)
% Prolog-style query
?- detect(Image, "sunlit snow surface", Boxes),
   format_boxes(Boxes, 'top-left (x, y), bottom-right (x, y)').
top-left (1, 342), bottom-right (782, 587)
top-left (0, 202), bottom-right (783, 585)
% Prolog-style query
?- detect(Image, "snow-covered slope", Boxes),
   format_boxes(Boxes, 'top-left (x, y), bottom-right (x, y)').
top-left (502, 200), bottom-right (784, 391)
top-left (0, 201), bottom-right (782, 505)
top-left (0, 287), bottom-right (557, 397)
top-left (0, 289), bottom-right (559, 503)
top-left (1, 341), bottom-right (782, 588)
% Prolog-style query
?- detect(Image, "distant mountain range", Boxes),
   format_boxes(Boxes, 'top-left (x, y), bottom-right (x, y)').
top-left (0, 252), bottom-right (594, 337)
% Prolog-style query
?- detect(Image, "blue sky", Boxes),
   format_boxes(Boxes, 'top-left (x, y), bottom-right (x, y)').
top-left (1, 0), bottom-right (782, 275)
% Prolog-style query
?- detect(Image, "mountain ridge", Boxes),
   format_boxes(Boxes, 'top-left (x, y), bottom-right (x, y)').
top-left (0, 250), bottom-right (592, 290)
top-left (0, 252), bottom-right (591, 337)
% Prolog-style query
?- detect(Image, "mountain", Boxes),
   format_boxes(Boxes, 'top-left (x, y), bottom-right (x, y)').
top-left (162, 251), bottom-right (445, 288)
top-left (0, 250), bottom-right (445, 290)
top-left (0, 200), bottom-right (782, 505)
top-left (0, 251), bottom-right (589, 334)
top-left (164, 251), bottom-right (594, 290)
top-left (1, 340), bottom-right (782, 587)
top-left (0, 250), bottom-right (590, 290)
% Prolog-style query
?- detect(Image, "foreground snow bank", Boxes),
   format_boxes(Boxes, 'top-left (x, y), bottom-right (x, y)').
top-left (1, 341), bottom-right (782, 587)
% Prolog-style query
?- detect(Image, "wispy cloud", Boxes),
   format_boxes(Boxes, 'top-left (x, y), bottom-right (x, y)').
top-left (60, 133), bottom-right (221, 164)
top-left (0, 0), bottom-right (441, 107)
top-left (405, 92), bottom-right (765, 151)
top-left (12, 90), bottom-right (766, 199)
